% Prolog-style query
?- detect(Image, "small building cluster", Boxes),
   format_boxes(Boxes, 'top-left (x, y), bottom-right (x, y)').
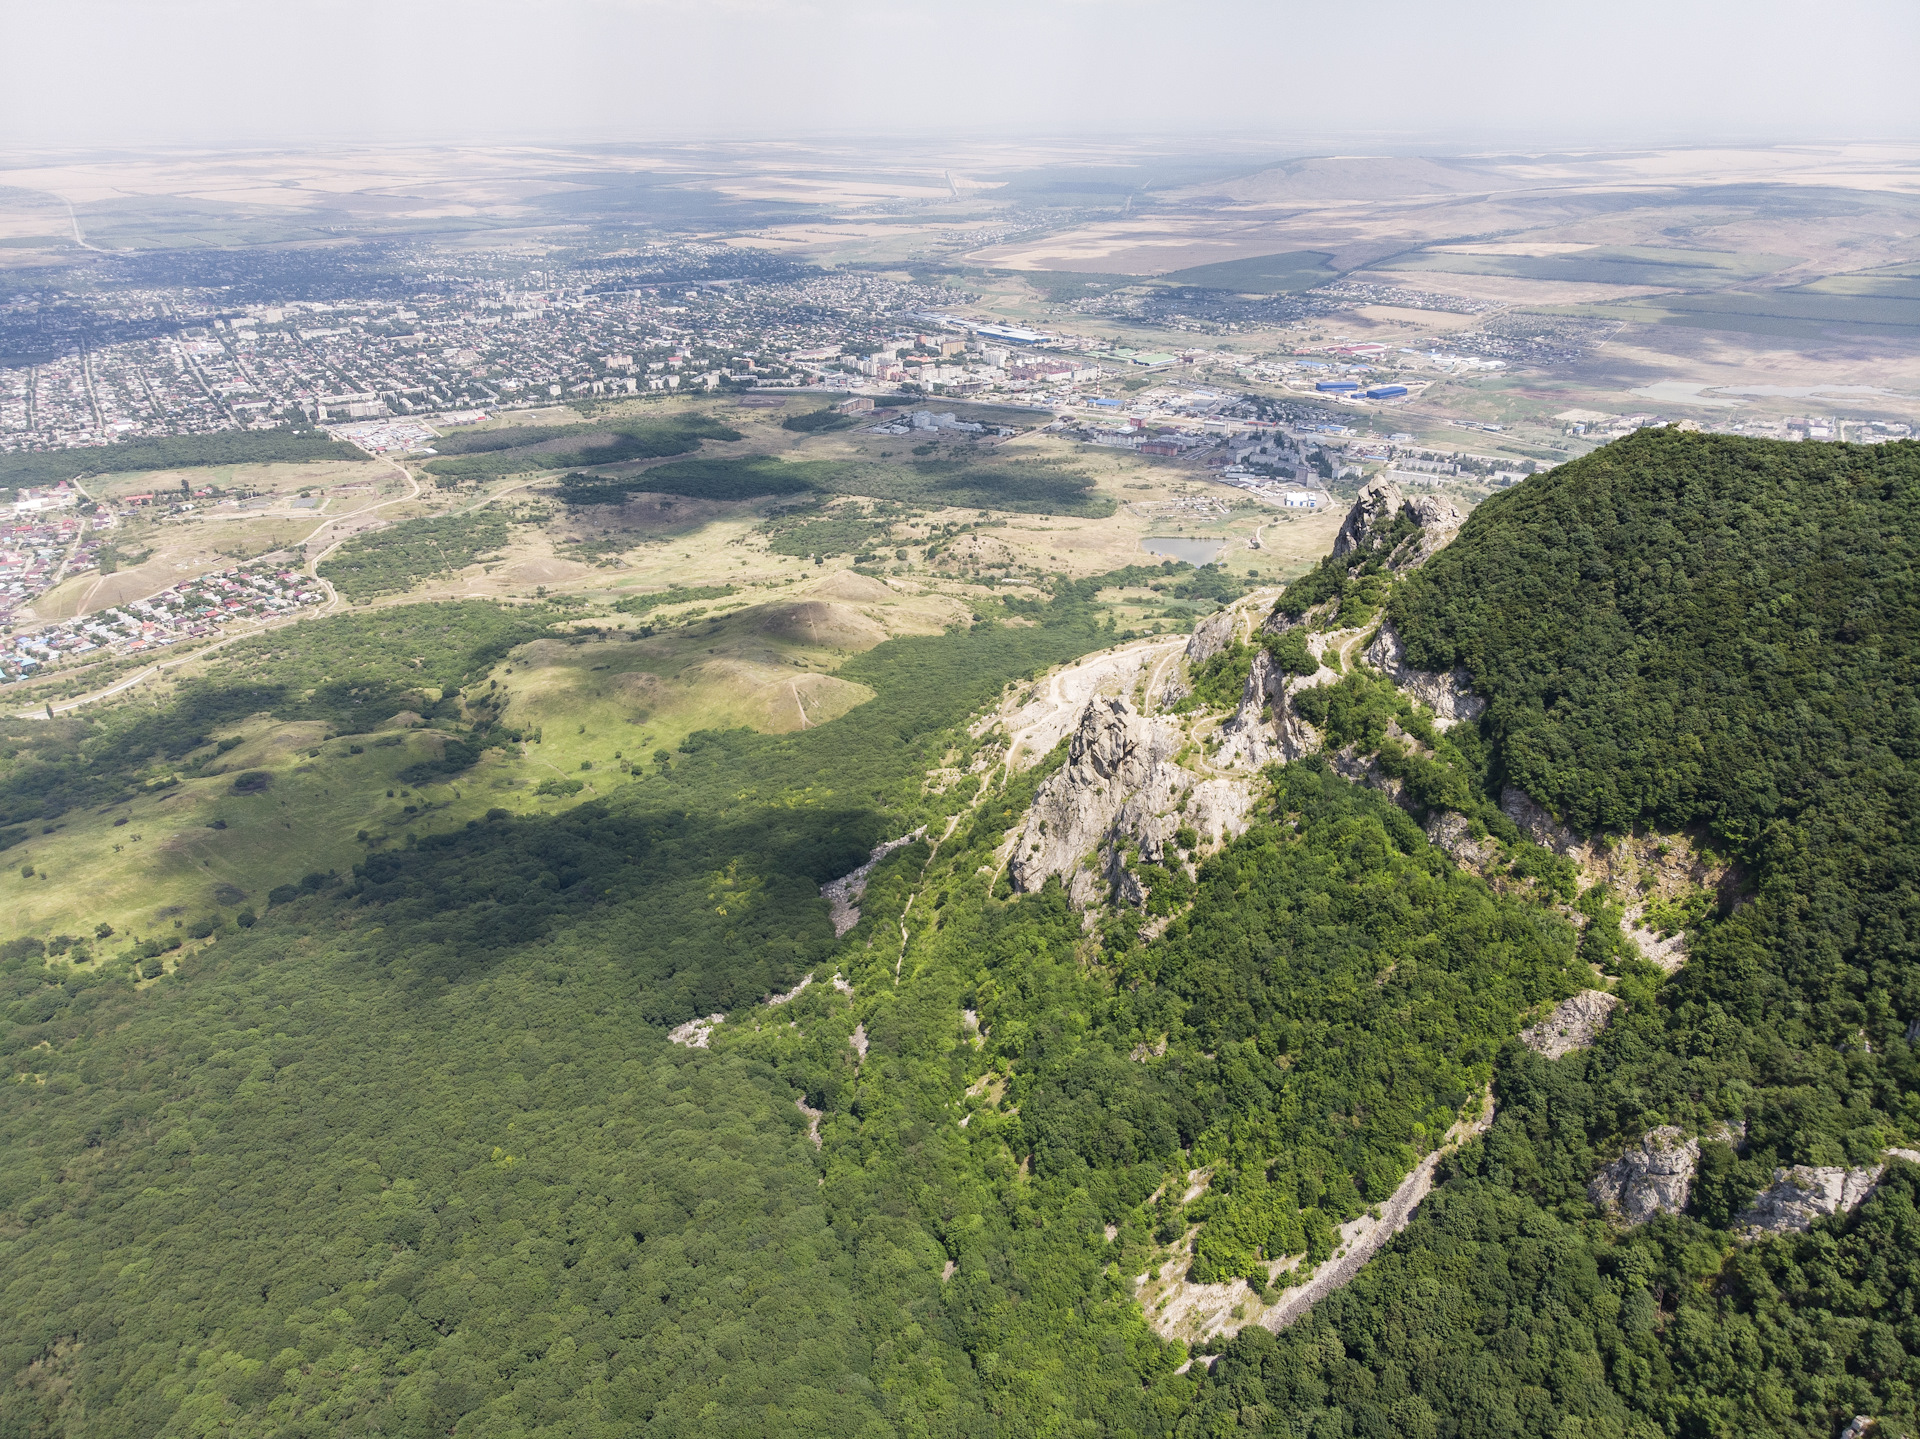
top-left (2, 565), bottom-right (324, 684)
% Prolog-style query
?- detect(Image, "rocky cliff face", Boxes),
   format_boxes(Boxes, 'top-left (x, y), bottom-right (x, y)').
top-left (1332, 477), bottom-right (1464, 570)
top-left (1735, 1163), bottom-right (1888, 1235)
top-left (1187, 779), bottom-right (1254, 848)
top-left (1185, 609), bottom-right (1238, 667)
top-left (1216, 649), bottom-right (1332, 769)
top-left (991, 473), bottom-right (1490, 923)
top-left (1520, 990), bottom-right (1620, 1059)
top-left (1362, 623), bottom-right (1484, 729)
top-left (1009, 697), bottom-right (1189, 907)
top-left (1589, 1126), bottom-right (1700, 1223)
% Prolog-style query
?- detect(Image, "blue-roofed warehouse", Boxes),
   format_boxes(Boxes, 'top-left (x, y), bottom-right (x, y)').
top-left (1364, 385), bottom-right (1409, 399)
top-left (1316, 380), bottom-right (1359, 393)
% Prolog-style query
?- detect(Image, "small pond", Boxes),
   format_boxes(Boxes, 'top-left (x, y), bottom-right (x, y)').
top-left (1140, 536), bottom-right (1225, 565)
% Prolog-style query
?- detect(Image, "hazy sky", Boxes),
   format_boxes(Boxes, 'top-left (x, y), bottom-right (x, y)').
top-left (5, 0), bottom-right (1917, 150)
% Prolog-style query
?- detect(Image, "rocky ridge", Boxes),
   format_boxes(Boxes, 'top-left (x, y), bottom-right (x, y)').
top-left (1003, 481), bottom-right (1482, 915)
top-left (1008, 697), bottom-right (1193, 907)
top-left (1215, 647), bottom-right (1332, 770)
top-left (1332, 475), bottom-right (1465, 569)
top-left (1588, 1126), bottom-right (1701, 1222)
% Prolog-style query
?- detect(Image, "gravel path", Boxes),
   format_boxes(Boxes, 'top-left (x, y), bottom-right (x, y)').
top-left (1259, 1090), bottom-right (1494, 1332)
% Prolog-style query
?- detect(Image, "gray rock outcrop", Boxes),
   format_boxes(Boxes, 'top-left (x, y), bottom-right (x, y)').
top-left (1185, 609), bottom-right (1237, 667)
top-left (1501, 784), bottom-right (1583, 855)
top-left (1736, 1164), bottom-right (1884, 1235)
top-left (821, 829), bottom-right (927, 937)
top-left (1424, 811), bottom-right (1500, 871)
top-left (1217, 650), bottom-right (1330, 769)
top-left (1624, 922), bottom-right (1689, 974)
top-left (1187, 778), bottom-right (1255, 848)
top-left (1521, 990), bottom-right (1621, 1059)
top-left (1331, 478), bottom-right (1400, 558)
top-left (1009, 697), bottom-right (1188, 907)
top-left (1589, 1126), bottom-right (1699, 1223)
top-left (1332, 478), bottom-right (1465, 570)
top-left (1363, 623), bottom-right (1484, 730)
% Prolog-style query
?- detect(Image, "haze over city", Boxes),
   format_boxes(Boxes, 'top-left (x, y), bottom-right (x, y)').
top-left (7, 0), bottom-right (1918, 146)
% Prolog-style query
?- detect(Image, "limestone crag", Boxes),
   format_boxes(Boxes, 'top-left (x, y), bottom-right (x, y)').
top-left (1501, 784), bottom-right (1585, 856)
top-left (1363, 623), bottom-right (1484, 729)
top-left (1623, 920), bottom-right (1689, 974)
top-left (1187, 779), bottom-right (1255, 848)
top-left (1589, 1126), bottom-right (1699, 1223)
top-left (1332, 477), bottom-right (1465, 570)
top-left (1185, 609), bottom-right (1238, 667)
top-left (1402, 492), bottom-right (1466, 560)
top-left (1423, 811), bottom-right (1500, 872)
top-left (1009, 698), bottom-right (1188, 907)
top-left (1736, 1164), bottom-right (1885, 1235)
top-left (1520, 990), bottom-right (1621, 1059)
top-left (1496, 783), bottom-right (1719, 973)
top-left (1331, 478), bottom-right (1398, 557)
top-left (1217, 649), bottom-right (1332, 769)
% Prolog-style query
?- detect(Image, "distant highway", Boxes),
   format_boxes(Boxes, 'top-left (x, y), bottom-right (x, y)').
top-left (58, 195), bottom-right (104, 252)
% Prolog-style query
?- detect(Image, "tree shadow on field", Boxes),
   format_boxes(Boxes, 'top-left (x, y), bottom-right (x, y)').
top-left (343, 796), bottom-right (883, 1020)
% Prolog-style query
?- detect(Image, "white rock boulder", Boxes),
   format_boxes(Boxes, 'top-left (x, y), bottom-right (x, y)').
top-left (1589, 1126), bottom-right (1699, 1223)
top-left (1008, 697), bottom-right (1188, 907)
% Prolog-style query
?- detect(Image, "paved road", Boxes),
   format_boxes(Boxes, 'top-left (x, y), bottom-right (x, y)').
top-left (59, 196), bottom-right (104, 253)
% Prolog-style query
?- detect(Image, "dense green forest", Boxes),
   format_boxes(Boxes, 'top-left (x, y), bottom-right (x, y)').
top-left (1177, 432), bottom-right (1920, 1436)
top-left (420, 415), bottom-right (740, 480)
top-left (558, 454), bottom-right (1113, 517)
top-left (317, 513), bottom-right (514, 600)
top-left (7, 433), bottom-right (1920, 1437)
top-left (0, 584), bottom-right (1141, 1438)
top-left (557, 456), bottom-right (820, 506)
top-left (0, 431), bottom-right (365, 488)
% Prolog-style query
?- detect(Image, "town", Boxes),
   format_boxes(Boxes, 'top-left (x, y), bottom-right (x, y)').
top-left (0, 561), bottom-right (324, 684)
top-left (3, 237), bottom-right (1912, 690)
top-left (6, 243), bottom-right (1906, 465)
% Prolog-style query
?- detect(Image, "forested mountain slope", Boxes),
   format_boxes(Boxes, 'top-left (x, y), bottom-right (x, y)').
top-left (0, 588), bottom-right (1129, 1438)
top-left (5, 432), bottom-right (1920, 1439)
top-left (1182, 432), bottom-right (1920, 1435)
